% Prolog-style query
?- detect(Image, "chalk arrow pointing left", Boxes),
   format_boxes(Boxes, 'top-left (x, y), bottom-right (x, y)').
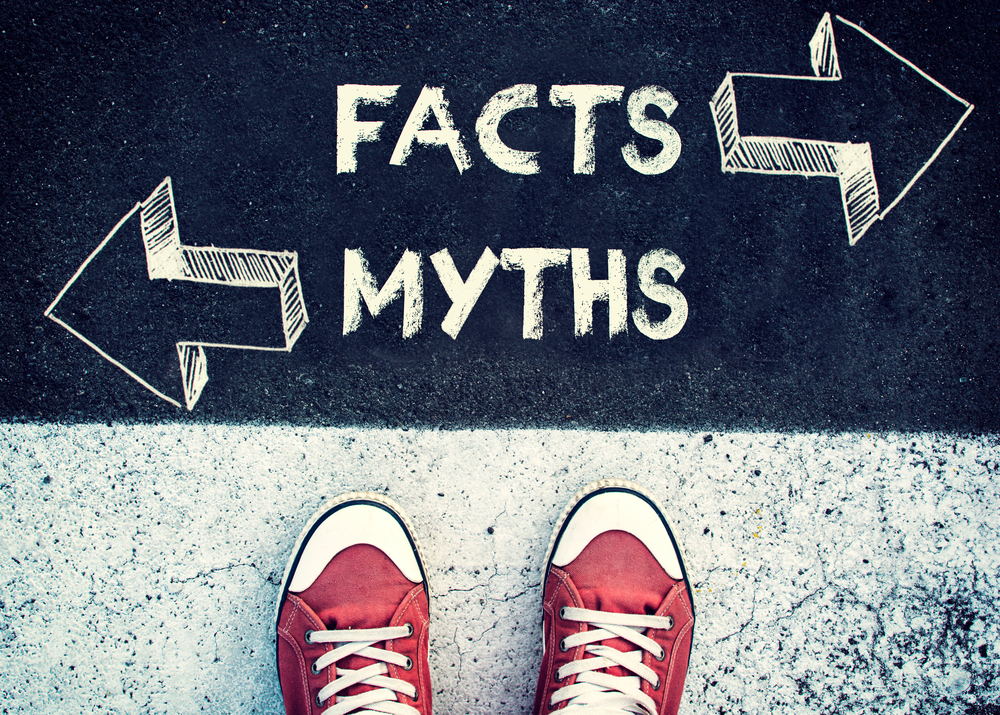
top-left (710, 12), bottom-right (974, 245)
top-left (45, 177), bottom-right (309, 409)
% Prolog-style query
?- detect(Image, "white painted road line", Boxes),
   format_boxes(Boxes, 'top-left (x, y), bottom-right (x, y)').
top-left (2, 426), bottom-right (997, 713)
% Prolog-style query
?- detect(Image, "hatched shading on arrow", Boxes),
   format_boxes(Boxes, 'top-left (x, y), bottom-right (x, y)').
top-left (709, 12), bottom-right (974, 245)
top-left (45, 177), bottom-right (308, 409)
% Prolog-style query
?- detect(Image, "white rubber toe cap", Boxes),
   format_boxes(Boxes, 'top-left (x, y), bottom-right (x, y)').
top-left (289, 502), bottom-right (423, 592)
top-left (552, 488), bottom-right (683, 580)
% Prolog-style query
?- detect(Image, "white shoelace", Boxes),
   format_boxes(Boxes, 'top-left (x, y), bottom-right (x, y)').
top-left (550, 606), bottom-right (674, 715)
top-left (306, 624), bottom-right (419, 715)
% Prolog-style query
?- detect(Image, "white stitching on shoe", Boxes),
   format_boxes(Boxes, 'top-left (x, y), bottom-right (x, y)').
top-left (388, 585), bottom-right (428, 685)
top-left (309, 624), bottom-right (419, 715)
top-left (549, 606), bottom-right (674, 715)
top-left (278, 597), bottom-right (324, 706)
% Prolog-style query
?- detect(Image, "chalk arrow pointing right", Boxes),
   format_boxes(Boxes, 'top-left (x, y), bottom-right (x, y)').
top-left (710, 12), bottom-right (974, 245)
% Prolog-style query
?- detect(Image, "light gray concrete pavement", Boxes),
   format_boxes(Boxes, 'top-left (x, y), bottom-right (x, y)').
top-left (2, 425), bottom-right (998, 713)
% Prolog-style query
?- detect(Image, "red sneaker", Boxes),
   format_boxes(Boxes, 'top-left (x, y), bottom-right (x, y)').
top-left (276, 493), bottom-right (431, 715)
top-left (533, 480), bottom-right (695, 715)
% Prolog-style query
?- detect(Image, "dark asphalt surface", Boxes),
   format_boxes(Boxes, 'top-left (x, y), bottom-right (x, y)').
top-left (3, 0), bottom-right (997, 429)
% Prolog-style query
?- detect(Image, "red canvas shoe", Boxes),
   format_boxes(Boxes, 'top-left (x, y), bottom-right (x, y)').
top-left (276, 493), bottom-right (431, 715)
top-left (533, 480), bottom-right (695, 715)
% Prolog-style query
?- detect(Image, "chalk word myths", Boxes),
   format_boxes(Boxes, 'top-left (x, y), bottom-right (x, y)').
top-left (344, 247), bottom-right (687, 340)
top-left (338, 84), bottom-right (681, 175)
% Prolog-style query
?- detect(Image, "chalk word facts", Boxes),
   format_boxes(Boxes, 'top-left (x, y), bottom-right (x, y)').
top-left (337, 84), bottom-right (681, 175)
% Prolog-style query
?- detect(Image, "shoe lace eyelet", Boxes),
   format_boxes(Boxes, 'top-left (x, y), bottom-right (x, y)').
top-left (559, 639), bottom-right (568, 652)
top-left (315, 694), bottom-right (324, 707)
top-left (653, 676), bottom-right (661, 691)
top-left (310, 661), bottom-right (320, 675)
top-left (655, 647), bottom-right (666, 662)
top-left (304, 629), bottom-right (315, 644)
top-left (412, 691), bottom-right (419, 702)
top-left (404, 622), bottom-right (414, 637)
top-left (558, 606), bottom-right (567, 620)
top-left (667, 616), bottom-right (675, 630)
top-left (403, 657), bottom-right (413, 671)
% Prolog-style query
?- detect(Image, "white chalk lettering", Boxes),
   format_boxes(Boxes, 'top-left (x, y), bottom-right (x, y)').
top-left (572, 248), bottom-right (627, 337)
top-left (622, 86), bottom-right (682, 175)
top-left (337, 83), bottom-right (683, 175)
top-left (342, 247), bottom-right (687, 341)
top-left (476, 84), bottom-right (541, 175)
top-left (631, 248), bottom-right (688, 340)
top-left (343, 248), bottom-right (423, 338)
top-left (500, 248), bottom-right (571, 339)
top-left (390, 85), bottom-right (473, 173)
top-left (337, 85), bottom-right (400, 173)
top-left (549, 85), bottom-right (625, 174)
top-left (430, 247), bottom-right (500, 339)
